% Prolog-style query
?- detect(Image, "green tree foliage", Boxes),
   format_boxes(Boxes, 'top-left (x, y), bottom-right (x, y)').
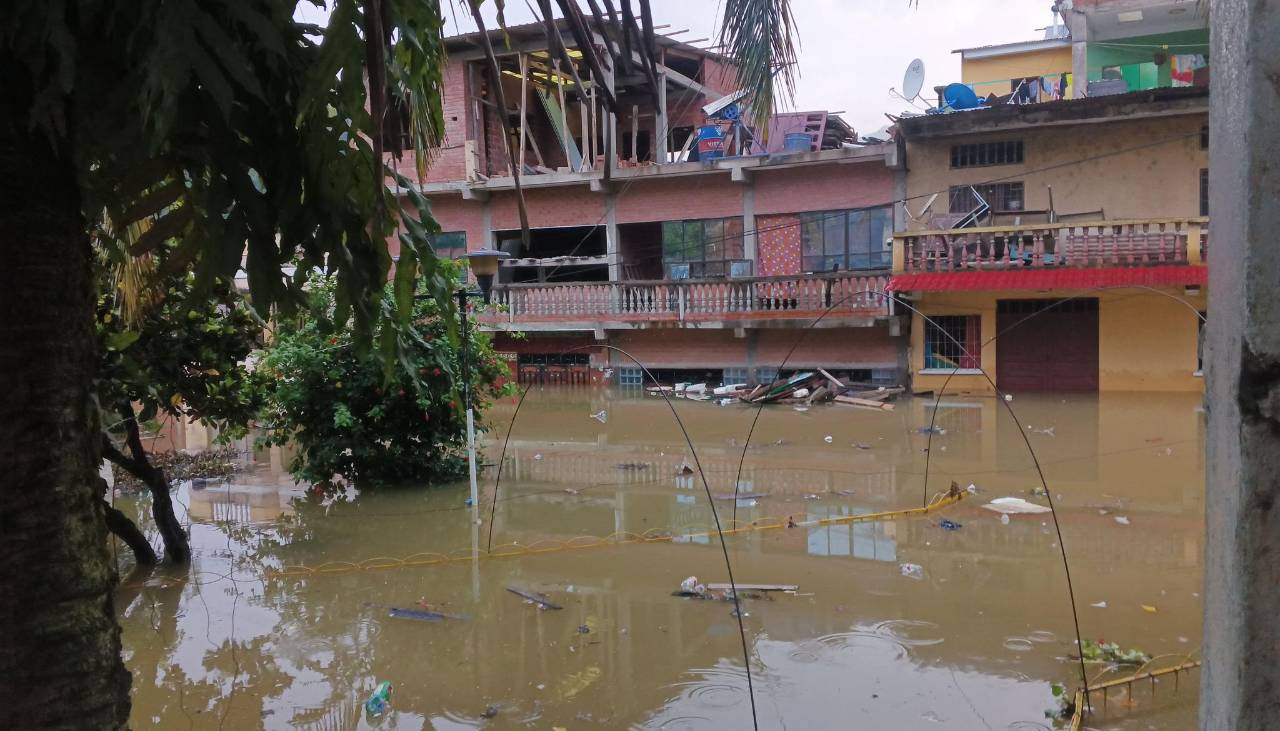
top-left (94, 240), bottom-right (266, 563)
top-left (255, 273), bottom-right (511, 485)
top-left (96, 248), bottom-right (265, 440)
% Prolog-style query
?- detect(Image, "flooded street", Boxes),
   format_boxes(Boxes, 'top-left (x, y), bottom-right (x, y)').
top-left (116, 389), bottom-right (1205, 729)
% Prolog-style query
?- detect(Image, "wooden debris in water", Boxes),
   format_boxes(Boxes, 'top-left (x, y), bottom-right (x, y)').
top-left (506, 586), bottom-right (563, 610)
top-left (705, 583), bottom-right (798, 592)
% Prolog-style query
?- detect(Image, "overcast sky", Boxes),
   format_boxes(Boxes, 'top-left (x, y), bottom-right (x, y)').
top-left (297, 1), bottom-right (1060, 133)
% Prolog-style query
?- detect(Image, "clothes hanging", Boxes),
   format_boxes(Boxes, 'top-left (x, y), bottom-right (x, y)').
top-left (1171, 54), bottom-right (1207, 87)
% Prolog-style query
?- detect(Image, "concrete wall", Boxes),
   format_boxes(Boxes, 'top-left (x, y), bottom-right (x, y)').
top-left (903, 112), bottom-right (1207, 227)
top-left (907, 287), bottom-right (1205, 393)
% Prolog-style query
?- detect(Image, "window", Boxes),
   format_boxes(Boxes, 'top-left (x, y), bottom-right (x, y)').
top-left (799, 207), bottom-right (892, 272)
top-left (662, 217), bottom-right (744, 278)
top-left (1200, 168), bottom-right (1209, 216)
top-left (429, 231), bottom-right (467, 282)
top-left (430, 231), bottom-right (466, 258)
top-left (950, 140), bottom-right (1024, 169)
top-left (1200, 125), bottom-right (1209, 150)
top-left (618, 367), bottom-right (644, 387)
top-left (1197, 311), bottom-right (1207, 374)
top-left (949, 183), bottom-right (1024, 214)
top-left (923, 315), bottom-right (981, 371)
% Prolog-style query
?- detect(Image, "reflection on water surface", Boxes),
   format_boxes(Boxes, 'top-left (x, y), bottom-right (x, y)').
top-left (118, 389), bottom-right (1204, 729)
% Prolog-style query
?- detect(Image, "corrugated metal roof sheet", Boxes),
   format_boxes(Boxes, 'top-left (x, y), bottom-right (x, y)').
top-left (887, 265), bottom-right (1207, 292)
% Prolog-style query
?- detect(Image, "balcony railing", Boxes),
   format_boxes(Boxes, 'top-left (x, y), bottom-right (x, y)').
top-left (482, 272), bottom-right (892, 327)
top-left (893, 218), bottom-right (1207, 273)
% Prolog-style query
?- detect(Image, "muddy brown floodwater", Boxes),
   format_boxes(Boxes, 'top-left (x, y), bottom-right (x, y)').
top-left (115, 389), bottom-right (1205, 730)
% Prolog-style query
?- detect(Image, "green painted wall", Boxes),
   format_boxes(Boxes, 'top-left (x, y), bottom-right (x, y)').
top-left (1087, 29), bottom-right (1209, 88)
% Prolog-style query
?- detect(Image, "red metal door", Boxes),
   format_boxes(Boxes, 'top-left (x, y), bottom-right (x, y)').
top-left (996, 299), bottom-right (1099, 392)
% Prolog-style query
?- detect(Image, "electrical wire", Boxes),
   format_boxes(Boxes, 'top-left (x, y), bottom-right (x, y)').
top-left (487, 343), bottom-right (761, 730)
top-left (524, 128), bottom-right (1202, 283)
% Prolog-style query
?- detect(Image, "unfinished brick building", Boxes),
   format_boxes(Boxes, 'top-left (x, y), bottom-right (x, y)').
top-left (392, 20), bottom-right (905, 387)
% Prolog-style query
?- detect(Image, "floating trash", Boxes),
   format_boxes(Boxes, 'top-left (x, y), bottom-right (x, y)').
top-left (900, 563), bottom-right (925, 580)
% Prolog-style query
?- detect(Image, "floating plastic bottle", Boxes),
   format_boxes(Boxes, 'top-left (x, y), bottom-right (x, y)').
top-left (365, 681), bottom-right (393, 717)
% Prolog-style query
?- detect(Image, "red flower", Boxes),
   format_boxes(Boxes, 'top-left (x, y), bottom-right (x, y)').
top-left (424, 334), bottom-right (434, 342)
top-left (432, 367), bottom-right (442, 377)
top-left (448, 400), bottom-right (457, 410)
top-left (398, 388), bottom-right (406, 397)
top-left (329, 336), bottom-right (338, 345)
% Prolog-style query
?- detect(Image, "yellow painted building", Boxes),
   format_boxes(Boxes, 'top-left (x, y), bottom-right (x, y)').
top-left (957, 38), bottom-right (1075, 101)
top-left (892, 87), bottom-right (1209, 394)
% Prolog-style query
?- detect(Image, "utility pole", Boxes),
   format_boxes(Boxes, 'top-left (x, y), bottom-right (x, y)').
top-left (1202, 1), bottom-right (1280, 729)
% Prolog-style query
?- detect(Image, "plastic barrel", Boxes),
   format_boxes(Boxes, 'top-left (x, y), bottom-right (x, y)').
top-left (783, 132), bottom-right (813, 152)
top-left (697, 124), bottom-right (725, 160)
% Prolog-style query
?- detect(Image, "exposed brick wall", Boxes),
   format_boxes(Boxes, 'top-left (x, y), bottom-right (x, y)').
top-left (391, 61), bottom-right (471, 184)
top-left (755, 328), bottom-right (898, 367)
top-left (489, 186), bottom-right (607, 231)
top-left (614, 175), bottom-right (742, 224)
top-left (608, 327), bottom-right (898, 369)
top-left (754, 162), bottom-right (895, 216)
top-left (700, 57), bottom-right (738, 96)
top-left (756, 213), bottom-right (801, 276)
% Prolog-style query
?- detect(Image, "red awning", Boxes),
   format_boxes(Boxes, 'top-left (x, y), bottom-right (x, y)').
top-left (887, 265), bottom-right (1207, 292)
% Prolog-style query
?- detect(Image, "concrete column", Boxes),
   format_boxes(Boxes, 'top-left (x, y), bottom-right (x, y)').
top-left (742, 183), bottom-right (757, 265)
top-left (1067, 8), bottom-right (1088, 98)
top-left (605, 191), bottom-right (620, 281)
top-left (481, 199), bottom-right (493, 249)
top-left (1202, 2), bottom-right (1280, 730)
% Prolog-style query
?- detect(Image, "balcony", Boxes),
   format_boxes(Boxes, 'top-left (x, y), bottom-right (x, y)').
top-left (893, 217), bottom-right (1207, 274)
top-left (480, 272), bottom-right (893, 331)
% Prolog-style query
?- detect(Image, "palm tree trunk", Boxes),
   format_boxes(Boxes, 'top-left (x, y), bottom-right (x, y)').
top-left (0, 66), bottom-right (132, 728)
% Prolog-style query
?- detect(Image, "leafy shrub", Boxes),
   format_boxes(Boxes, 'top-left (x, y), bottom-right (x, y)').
top-left (255, 275), bottom-right (510, 485)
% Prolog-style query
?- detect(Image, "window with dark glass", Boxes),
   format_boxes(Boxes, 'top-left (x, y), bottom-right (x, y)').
top-left (949, 182), bottom-right (1024, 214)
top-left (950, 140), bottom-right (1024, 168)
top-left (798, 207), bottom-right (891, 272)
top-left (429, 231), bottom-right (467, 281)
top-left (1200, 168), bottom-right (1209, 216)
top-left (662, 217), bottom-right (745, 278)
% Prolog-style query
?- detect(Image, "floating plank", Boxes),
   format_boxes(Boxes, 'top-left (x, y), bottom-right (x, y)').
top-left (387, 606), bottom-right (463, 622)
top-left (833, 395), bottom-right (895, 411)
top-left (713, 492), bottom-right (768, 501)
top-left (705, 583), bottom-right (798, 592)
top-left (506, 586), bottom-right (563, 610)
top-left (817, 368), bottom-right (845, 391)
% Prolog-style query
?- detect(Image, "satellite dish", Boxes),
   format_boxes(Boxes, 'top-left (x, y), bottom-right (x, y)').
top-left (903, 59), bottom-right (926, 101)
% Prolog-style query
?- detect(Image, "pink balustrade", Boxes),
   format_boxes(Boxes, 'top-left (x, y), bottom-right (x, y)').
top-left (895, 218), bottom-right (1208, 273)
top-left (483, 272), bottom-right (891, 325)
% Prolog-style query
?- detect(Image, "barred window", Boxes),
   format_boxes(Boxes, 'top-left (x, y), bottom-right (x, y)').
top-left (949, 182), bottom-right (1024, 214)
top-left (618, 367), bottom-right (644, 387)
top-left (950, 140), bottom-right (1023, 168)
top-left (923, 315), bottom-right (981, 370)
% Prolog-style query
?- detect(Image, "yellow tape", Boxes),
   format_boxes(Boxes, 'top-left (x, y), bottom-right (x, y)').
top-left (264, 487), bottom-right (968, 579)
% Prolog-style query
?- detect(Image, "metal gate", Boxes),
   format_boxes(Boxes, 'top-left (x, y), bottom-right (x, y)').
top-left (996, 298), bottom-right (1099, 392)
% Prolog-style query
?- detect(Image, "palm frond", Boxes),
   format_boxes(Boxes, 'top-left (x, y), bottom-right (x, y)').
top-left (718, 0), bottom-right (799, 137)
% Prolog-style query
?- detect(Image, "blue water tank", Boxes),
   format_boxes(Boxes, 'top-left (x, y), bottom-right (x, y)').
top-left (783, 132), bottom-right (812, 153)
